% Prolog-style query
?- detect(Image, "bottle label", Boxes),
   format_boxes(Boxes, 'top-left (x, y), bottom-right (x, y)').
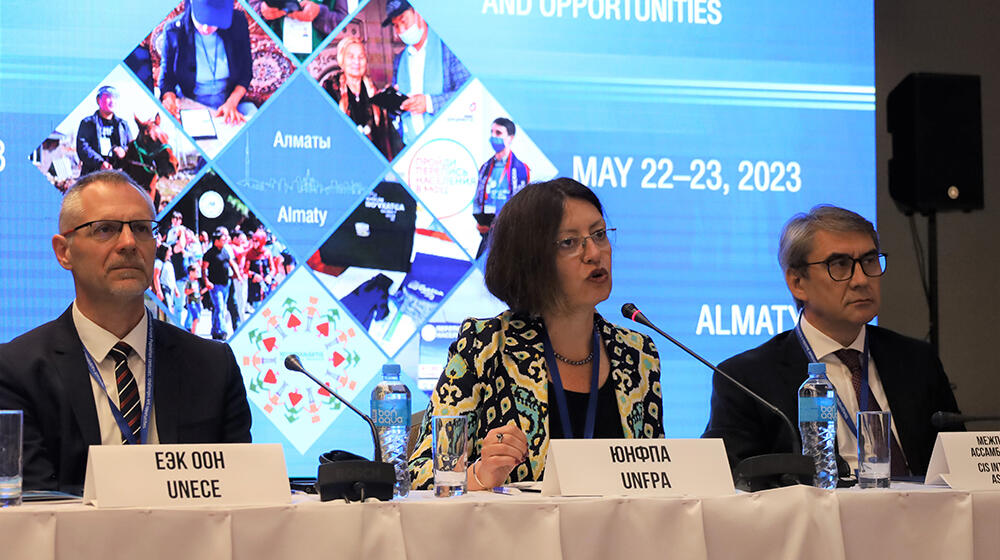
top-left (371, 400), bottom-right (411, 428)
top-left (798, 397), bottom-right (836, 423)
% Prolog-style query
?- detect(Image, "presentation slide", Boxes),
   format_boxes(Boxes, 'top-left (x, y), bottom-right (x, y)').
top-left (0, 0), bottom-right (875, 476)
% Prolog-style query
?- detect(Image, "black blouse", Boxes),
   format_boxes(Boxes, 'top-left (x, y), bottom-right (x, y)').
top-left (547, 376), bottom-right (624, 439)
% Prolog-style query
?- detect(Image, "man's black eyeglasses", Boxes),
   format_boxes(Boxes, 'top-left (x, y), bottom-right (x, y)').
top-left (801, 252), bottom-right (887, 282)
top-left (61, 220), bottom-right (160, 242)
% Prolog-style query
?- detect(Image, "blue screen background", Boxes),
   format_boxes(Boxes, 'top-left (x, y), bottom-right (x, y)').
top-left (0, 0), bottom-right (874, 476)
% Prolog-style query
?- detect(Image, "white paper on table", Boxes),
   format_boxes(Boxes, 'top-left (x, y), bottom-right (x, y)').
top-left (180, 108), bottom-right (218, 140)
top-left (283, 17), bottom-right (313, 54)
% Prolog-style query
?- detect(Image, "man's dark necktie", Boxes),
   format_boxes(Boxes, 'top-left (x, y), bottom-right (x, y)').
top-left (834, 348), bottom-right (908, 476)
top-left (108, 341), bottom-right (142, 444)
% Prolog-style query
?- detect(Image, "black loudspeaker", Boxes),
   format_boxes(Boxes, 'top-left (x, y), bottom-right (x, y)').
top-left (887, 73), bottom-right (983, 214)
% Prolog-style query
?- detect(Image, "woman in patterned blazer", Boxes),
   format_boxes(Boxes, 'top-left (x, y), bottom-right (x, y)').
top-left (409, 178), bottom-right (664, 490)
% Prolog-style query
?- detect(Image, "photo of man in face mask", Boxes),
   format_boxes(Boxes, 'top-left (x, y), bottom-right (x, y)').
top-left (383, 0), bottom-right (470, 145)
top-left (472, 117), bottom-right (531, 258)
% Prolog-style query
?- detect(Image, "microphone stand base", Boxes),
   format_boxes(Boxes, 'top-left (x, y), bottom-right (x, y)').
top-left (317, 460), bottom-right (396, 502)
top-left (735, 454), bottom-right (815, 492)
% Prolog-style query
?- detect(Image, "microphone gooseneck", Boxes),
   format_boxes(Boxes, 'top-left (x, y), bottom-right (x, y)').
top-left (284, 354), bottom-right (383, 461)
top-left (931, 410), bottom-right (1000, 430)
top-left (620, 303), bottom-right (802, 455)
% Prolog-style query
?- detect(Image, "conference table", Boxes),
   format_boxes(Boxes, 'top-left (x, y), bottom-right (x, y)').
top-left (2, 483), bottom-right (997, 560)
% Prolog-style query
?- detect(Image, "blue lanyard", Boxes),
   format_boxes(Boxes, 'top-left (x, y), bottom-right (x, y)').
top-left (81, 310), bottom-right (155, 445)
top-left (541, 325), bottom-right (601, 439)
top-left (481, 157), bottom-right (512, 205)
top-left (793, 317), bottom-right (869, 438)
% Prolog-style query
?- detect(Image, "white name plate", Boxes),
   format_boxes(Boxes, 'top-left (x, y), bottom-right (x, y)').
top-left (925, 432), bottom-right (1000, 491)
top-left (542, 438), bottom-right (734, 497)
top-left (83, 443), bottom-right (290, 508)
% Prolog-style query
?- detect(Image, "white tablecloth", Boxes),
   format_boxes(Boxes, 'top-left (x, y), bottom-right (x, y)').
top-left (2, 484), bottom-right (998, 560)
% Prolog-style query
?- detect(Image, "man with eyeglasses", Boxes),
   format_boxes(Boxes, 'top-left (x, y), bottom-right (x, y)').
top-left (703, 205), bottom-right (961, 480)
top-left (0, 170), bottom-right (251, 493)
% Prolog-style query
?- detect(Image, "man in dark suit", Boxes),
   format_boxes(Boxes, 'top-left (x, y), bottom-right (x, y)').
top-left (0, 170), bottom-right (251, 493)
top-left (703, 205), bottom-right (960, 477)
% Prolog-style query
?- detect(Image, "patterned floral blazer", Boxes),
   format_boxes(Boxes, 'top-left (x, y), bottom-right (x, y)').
top-left (409, 310), bottom-right (663, 490)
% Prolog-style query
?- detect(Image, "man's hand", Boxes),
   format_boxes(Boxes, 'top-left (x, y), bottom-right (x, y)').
top-left (216, 101), bottom-right (246, 125)
top-left (476, 224), bottom-right (490, 235)
top-left (112, 146), bottom-right (127, 159)
top-left (288, 1), bottom-right (320, 22)
top-left (161, 92), bottom-right (181, 119)
top-left (400, 94), bottom-right (428, 114)
top-left (100, 161), bottom-right (113, 170)
top-left (259, 4), bottom-right (286, 20)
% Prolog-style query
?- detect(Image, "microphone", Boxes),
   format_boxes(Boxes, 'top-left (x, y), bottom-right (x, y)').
top-left (621, 303), bottom-right (815, 491)
top-left (284, 354), bottom-right (395, 502)
top-left (931, 411), bottom-right (1000, 430)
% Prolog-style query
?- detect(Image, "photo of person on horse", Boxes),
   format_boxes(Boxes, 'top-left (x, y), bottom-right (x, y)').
top-left (30, 65), bottom-right (204, 212)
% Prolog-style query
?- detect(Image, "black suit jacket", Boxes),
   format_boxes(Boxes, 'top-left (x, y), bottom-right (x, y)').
top-left (0, 307), bottom-right (252, 493)
top-left (702, 326), bottom-right (961, 476)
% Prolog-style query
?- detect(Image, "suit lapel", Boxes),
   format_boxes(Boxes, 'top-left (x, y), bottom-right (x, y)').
top-left (500, 313), bottom-right (547, 384)
top-left (778, 331), bottom-right (810, 382)
top-left (151, 320), bottom-right (178, 444)
top-left (500, 314), bottom-right (548, 476)
top-left (774, 331), bottom-right (811, 425)
top-left (867, 327), bottom-right (900, 402)
top-left (867, 327), bottom-right (914, 455)
top-left (51, 308), bottom-right (101, 446)
top-left (600, 316), bottom-right (638, 437)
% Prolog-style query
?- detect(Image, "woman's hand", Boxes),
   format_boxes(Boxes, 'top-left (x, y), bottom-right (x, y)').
top-left (468, 422), bottom-right (528, 490)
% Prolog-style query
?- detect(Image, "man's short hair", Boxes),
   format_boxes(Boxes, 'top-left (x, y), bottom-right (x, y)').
top-left (484, 177), bottom-right (604, 315)
top-left (778, 204), bottom-right (879, 308)
top-left (492, 117), bottom-right (516, 137)
top-left (212, 226), bottom-right (229, 240)
top-left (59, 170), bottom-right (154, 234)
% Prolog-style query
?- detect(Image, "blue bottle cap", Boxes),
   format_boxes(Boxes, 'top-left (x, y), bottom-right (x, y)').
top-left (382, 363), bottom-right (401, 375)
top-left (807, 362), bottom-right (827, 375)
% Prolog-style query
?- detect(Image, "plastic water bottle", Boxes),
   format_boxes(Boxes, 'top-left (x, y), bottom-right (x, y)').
top-left (371, 363), bottom-right (411, 497)
top-left (798, 362), bottom-right (838, 489)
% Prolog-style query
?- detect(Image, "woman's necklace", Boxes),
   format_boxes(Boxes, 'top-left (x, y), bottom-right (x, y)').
top-left (553, 348), bottom-right (593, 366)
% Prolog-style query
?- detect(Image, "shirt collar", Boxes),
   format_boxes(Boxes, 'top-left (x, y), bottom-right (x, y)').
top-left (406, 41), bottom-right (427, 57)
top-left (799, 314), bottom-right (866, 359)
top-left (72, 301), bottom-right (149, 363)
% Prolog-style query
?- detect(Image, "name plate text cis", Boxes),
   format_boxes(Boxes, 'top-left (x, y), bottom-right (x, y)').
top-left (542, 438), bottom-right (734, 497)
top-left (925, 432), bottom-right (1000, 491)
top-left (83, 443), bottom-right (289, 507)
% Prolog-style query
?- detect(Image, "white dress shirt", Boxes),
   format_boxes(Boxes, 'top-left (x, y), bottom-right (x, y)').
top-left (72, 302), bottom-right (159, 445)
top-left (799, 316), bottom-right (904, 470)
